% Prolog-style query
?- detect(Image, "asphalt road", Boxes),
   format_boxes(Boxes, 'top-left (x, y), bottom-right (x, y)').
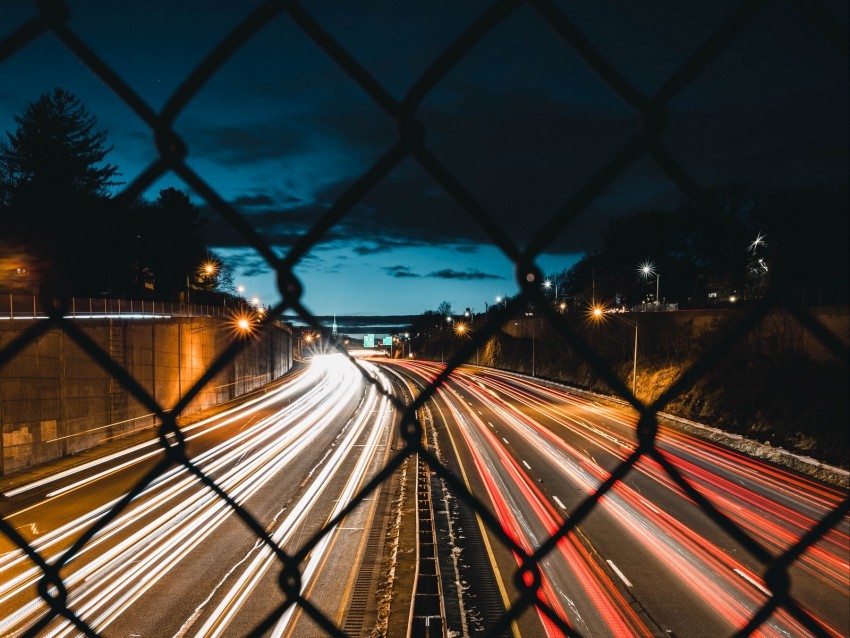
top-left (385, 360), bottom-right (849, 638)
top-left (0, 355), bottom-right (846, 637)
top-left (0, 354), bottom-right (399, 637)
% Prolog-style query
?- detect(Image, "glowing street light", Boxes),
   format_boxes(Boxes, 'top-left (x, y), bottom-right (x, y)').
top-left (231, 312), bottom-right (254, 338)
top-left (749, 232), bottom-right (767, 254)
top-left (638, 260), bottom-right (661, 305)
top-left (199, 259), bottom-right (219, 280)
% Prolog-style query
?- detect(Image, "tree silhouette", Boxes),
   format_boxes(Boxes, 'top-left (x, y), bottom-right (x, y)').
top-left (130, 187), bottom-right (207, 300)
top-left (0, 88), bottom-right (120, 296)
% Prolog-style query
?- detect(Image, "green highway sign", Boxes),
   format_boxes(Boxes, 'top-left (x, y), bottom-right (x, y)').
top-left (382, 336), bottom-right (393, 346)
top-left (363, 334), bottom-right (374, 348)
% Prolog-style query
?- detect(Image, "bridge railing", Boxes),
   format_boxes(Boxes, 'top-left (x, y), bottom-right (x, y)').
top-left (0, 294), bottom-right (234, 320)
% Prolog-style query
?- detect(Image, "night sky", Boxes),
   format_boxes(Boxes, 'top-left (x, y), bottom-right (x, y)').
top-left (1, 1), bottom-right (847, 318)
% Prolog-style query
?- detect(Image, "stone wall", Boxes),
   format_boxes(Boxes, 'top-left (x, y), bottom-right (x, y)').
top-left (0, 317), bottom-right (291, 475)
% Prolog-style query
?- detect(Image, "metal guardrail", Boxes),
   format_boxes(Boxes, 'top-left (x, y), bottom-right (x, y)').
top-left (0, 1), bottom-right (847, 637)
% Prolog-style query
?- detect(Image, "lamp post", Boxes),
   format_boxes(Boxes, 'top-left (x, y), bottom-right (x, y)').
top-left (638, 261), bottom-right (661, 308)
top-left (592, 306), bottom-right (637, 396)
top-left (524, 311), bottom-right (536, 377)
top-left (543, 279), bottom-right (558, 301)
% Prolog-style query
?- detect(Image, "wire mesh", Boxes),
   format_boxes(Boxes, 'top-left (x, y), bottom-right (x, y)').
top-left (0, 1), bottom-right (848, 636)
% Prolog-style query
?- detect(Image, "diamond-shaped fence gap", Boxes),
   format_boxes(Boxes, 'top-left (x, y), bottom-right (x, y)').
top-left (288, 159), bottom-right (519, 325)
top-left (0, 32), bottom-right (160, 177)
top-left (661, 2), bottom-right (848, 195)
top-left (418, 6), bottom-right (637, 255)
top-left (418, 378), bottom-right (636, 634)
top-left (65, 1), bottom-right (262, 115)
top-left (174, 10), bottom-right (398, 248)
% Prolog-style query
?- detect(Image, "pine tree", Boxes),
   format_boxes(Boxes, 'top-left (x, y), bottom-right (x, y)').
top-left (0, 88), bottom-right (121, 296)
top-left (1, 88), bottom-right (118, 200)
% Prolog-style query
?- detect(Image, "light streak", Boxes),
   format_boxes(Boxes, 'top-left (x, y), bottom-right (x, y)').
top-left (0, 355), bottom-right (393, 637)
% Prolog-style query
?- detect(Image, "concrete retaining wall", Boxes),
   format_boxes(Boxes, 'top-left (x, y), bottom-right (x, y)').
top-left (0, 317), bottom-right (292, 475)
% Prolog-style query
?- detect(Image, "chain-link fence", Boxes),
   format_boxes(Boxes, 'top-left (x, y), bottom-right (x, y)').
top-left (1, 0), bottom-right (848, 636)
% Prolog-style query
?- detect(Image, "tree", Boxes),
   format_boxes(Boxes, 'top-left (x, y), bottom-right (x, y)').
top-left (1, 88), bottom-right (118, 201)
top-left (437, 301), bottom-right (453, 316)
top-left (130, 188), bottom-right (206, 300)
top-left (0, 88), bottom-right (120, 296)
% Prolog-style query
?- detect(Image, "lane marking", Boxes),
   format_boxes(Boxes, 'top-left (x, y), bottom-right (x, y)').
top-left (553, 496), bottom-right (567, 510)
top-left (502, 438), bottom-right (509, 445)
top-left (607, 560), bottom-right (633, 588)
top-left (734, 568), bottom-right (771, 596)
top-left (522, 460), bottom-right (531, 470)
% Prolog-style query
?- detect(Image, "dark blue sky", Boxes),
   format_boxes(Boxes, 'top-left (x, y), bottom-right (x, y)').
top-left (1, 1), bottom-right (847, 317)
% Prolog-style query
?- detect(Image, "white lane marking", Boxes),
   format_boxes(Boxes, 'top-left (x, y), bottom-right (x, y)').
top-left (502, 437), bottom-right (509, 445)
top-left (607, 560), bottom-right (633, 588)
top-left (487, 422), bottom-right (494, 428)
top-left (553, 496), bottom-right (567, 510)
top-left (522, 460), bottom-right (531, 470)
top-left (734, 568), bottom-right (771, 596)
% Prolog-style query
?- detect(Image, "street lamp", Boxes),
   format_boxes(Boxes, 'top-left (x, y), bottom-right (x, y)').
top-left (638, 261), bottom-right (661, 307)
top-left (230, 311), bottom-right (255, 338)
top-left (591, 305), bottom-right (638, 396)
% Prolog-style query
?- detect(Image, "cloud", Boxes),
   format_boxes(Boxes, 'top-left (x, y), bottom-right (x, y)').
top-left (352, 237), bottom-right (428, 255)
top-left (232, 193), bottom-right (276, 208)
top-left (214, 250), bottom-right (273, 277)
top-left (426, 268), bottom-right (502, 280)
top-left (384, 265), bottom-right (420, 278)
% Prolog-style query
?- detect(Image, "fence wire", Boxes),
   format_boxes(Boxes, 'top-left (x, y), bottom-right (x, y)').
top-left (1, 1), bottom-right (848, 636)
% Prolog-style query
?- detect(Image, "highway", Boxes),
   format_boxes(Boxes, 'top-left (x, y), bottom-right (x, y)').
top-left (0, 354), bottom-right (846, 637)
top-left (0, 354), bottom-right (400, 637)
top-left (384, 360), bottom-right (849, 638)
